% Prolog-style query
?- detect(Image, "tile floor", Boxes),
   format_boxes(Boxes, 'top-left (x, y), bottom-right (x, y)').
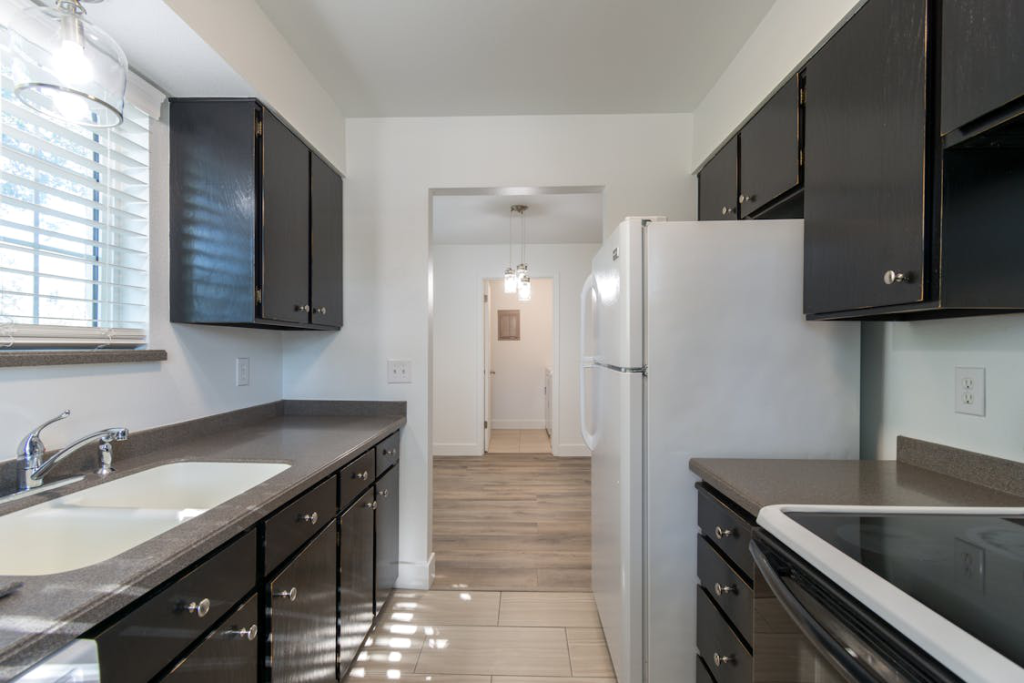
top-left (487, 429), bottom-right (551, 454)
top-left (346, 590), bottom-right (616, 682)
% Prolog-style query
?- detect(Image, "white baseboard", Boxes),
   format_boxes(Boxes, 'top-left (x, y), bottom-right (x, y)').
top-left (433, 443), bottom-right (483, 456)
top-left (555, 442), bottom-right (592, 457)
top-left (396, 552), bottom-right (435, 590)
top-left (491, 419), bottom-right (546, 430)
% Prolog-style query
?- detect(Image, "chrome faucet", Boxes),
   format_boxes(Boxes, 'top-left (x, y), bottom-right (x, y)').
top-left (16, 410), bottom-right (129, 491)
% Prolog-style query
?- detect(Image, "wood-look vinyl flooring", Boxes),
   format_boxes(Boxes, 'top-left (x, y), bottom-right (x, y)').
top-left (433, 452), bottom-right (592, 592)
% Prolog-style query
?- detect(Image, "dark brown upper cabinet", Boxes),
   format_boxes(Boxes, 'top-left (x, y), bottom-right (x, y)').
top-left (942, 0), bottom-right (1024, 143)
top-left (170, 98), bottom-right (343, 330)
top-left (697, 137), bottom-right (738, 220)
top-left (803, 0), bottom-right (932, 317)
top-left (738, 74), bottom-right (803, 219)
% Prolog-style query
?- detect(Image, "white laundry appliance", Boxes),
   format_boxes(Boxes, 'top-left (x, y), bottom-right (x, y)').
top-left (579, 217), bottom-right (860, 683)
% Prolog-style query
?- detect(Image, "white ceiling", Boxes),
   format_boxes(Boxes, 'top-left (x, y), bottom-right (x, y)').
top-left (432, 192), bottom-right (603, 245)
top-left (254, 0), bottom-right (775, 117)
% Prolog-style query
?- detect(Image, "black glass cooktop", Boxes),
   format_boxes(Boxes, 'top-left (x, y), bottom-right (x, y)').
top-left (788, 512), bottom-right (1024, 668)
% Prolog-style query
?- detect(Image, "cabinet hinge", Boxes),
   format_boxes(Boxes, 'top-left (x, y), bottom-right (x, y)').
top-left (255, 118), bottom-right (263, 137)
top-left (484, 420), bottom-right (489, 429)
top-left (799, 88), bottom-right (806, 106)
top-left (799, 149), bottom-right (804, 167)
top-left (484, 294), bottom-right (489, 303)
top-left (255, 287), bottom-right (262, 305)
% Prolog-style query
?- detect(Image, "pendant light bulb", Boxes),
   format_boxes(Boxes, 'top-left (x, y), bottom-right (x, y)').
top-left (518, 275), bottom-right (532, 302)
top-left (504, 267), bottom-right (517, 294)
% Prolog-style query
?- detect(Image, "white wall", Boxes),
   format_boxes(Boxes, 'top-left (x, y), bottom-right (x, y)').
top-left (862, 316), bottom-right (1024, 462)
top-left (281, 113), bottom-right (695, 587)
top-left (0, 109), bottom-right (284, 463)
top-left (433, 246), bottom-right (595, 456)
top-left (164, 0), bottom-right (347, 174)
top-left (490, 279), bottom-right (553, 430)
top-left (690, 0), bottom-right (862, 170)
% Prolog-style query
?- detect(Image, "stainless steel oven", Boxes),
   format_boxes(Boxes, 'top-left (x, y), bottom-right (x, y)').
top-left (749, 530), bottom-right (960, 683)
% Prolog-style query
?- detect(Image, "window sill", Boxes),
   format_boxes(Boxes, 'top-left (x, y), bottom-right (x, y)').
top-left (0, 349), bottom-right (168, 368)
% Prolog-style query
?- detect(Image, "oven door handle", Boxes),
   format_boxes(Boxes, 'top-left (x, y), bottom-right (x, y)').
top-left (750, 540), bottom-right (878, 683)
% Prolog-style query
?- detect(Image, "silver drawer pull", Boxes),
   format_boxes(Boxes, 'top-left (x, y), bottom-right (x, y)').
top-left (713, 652), bottom-right (735, 667)
top-left (300, 511), bottom-right (318, 525)
top-left (226, 624), bottom-right (258, 641)
top-left (715, 525), bottom-right (735, 540)
top-left (714, 582), bottom-right (737, 597)
top-left (366, 500), bottom-right (378, 510)
top-left (275, 587), bottom-right (298, 602)
top-left (184, 598), bottom-right (211, 618)
top-left (354, 470), bottom-right (369, 481)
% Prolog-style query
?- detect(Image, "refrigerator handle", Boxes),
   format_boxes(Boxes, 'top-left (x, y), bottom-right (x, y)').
top-left (580, 273), bottom-right (598, 451)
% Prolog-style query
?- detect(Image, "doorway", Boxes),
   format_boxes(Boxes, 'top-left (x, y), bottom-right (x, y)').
top-left (484, 276), bottom-right (554, 454)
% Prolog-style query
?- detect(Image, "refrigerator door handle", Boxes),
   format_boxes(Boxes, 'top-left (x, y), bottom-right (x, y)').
top-left (580, 273), bottom-right (598, 451)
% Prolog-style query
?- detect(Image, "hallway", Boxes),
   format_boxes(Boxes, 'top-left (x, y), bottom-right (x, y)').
top-left (486, 429), bottom-right (552, 454)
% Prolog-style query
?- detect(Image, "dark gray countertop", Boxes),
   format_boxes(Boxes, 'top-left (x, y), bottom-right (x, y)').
top-left (690, 458), bottom-right (1024, 518)
top-left (0, 408), bottom-right (404, 681)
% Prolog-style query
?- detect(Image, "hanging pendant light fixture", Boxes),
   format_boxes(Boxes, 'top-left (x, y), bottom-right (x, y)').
top-left (9, 0), bottom-right (128, 128)
top-left (504, 207), bottom-right (517, 294)
top-left (512, 204), bottom-right (532, 302)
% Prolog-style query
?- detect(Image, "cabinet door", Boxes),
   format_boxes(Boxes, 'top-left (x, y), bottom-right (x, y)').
top-left (310, 154), bottom-right (343, 328)
top-left (162, 595), bottom-right (259, 683)
top-left (375, 465), bottom-right (400, 615)
top-left (267, 524), bottom-right (337, 683)
top-left (803, 0), bottom-right (930, 315)
top-left (739, 74), bottom-right (802, 218)
top-left (698, 137), bottom-right (738, 221)
top-left (942, 0), bottom-right (1024, 136)
top-left (260, 109), bottom-right (311, 324)
top-left (339, 488), bottom-right (376, 677)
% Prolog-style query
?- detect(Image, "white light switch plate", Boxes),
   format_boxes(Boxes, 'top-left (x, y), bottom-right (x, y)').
top-left (954, 366), bottom-right (984, 416)
top-left (236, 357), bottom-right (250, 387)
top-left (388, 359), bottom-right (411, 384)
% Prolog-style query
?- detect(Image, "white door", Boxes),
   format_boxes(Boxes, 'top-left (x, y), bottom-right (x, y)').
top-left (484, 281), bottom-right (494, 453)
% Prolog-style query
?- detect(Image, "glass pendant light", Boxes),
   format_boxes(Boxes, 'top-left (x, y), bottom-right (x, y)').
top-left (9, 0), bottom-right (128, 128)
top-left (504, 208), bottom-right (517, 293)
top-left (512, 204), bottom-right (529, 293)
top-left (518, 274), bottom-right (532, 302)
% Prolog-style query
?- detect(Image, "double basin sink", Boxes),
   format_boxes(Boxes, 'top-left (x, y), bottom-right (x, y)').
top-left (0, 462), bottom-right (290, 576)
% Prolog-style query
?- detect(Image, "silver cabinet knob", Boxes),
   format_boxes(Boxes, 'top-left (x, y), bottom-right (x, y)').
top-left (184, 598), bottom-right (211, 618)
top-left (355, 470), bottom-right (369, 481)
top-left (300, 511), bottom-right (318, 525)
top-left (295, 304), bottom-right (311, 312)
top-left (714, 652), bottom-right (735, 667)
top-left (366, 500), bottom-right (378, 510)
top-left (738, 194), bottom-right (755, 204)
top-left (883, 270), bottom-right (913, 285)
top-left (226, 624), bottom-right (259, 641)
top-left (720, 206), bottom-right (735, 216)
top-left (714, 582), bottom-right (736, 597)
top-left (275, 587), bottom-right (298, 602)
top-left (382, 489), bottom-right (389, 499)
top-left (715, 525), bottom-right (735, 540)
top-left (313, 306), bottom-right (327, 315)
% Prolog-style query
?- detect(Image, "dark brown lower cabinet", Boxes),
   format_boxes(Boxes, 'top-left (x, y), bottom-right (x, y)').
top-left (162, 595), bottom-right (259, 683)
top-left (266, 524), bottom-right (338, 683)
top-left (339, 489), bottom-right (376, 677)
top-left (375, 465), bottom-right (400, 615)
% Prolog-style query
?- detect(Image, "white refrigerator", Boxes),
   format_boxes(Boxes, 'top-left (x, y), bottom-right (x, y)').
top-left (580, 217), bottom-right (860, 683)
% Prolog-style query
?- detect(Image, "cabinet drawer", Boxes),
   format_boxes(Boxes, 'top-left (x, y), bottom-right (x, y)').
top-left (696, 656), bottom-right (716, 683)
top-left (96, 530), bottom-right (257, 683)
top-left (162, 593), bottom-right (259, 682)
top-left (376, 432), bottom-right (399, 474)
top-left (340, 449), bottom-right (375, 510)
top-left (697, 587), bottom-right (752, 683)
top-left (698, 535), bottom-right (752, 645)
top-left (264, 475), bottom-right (337, 572)
top-left (698, 486), bottom-right (754, 578)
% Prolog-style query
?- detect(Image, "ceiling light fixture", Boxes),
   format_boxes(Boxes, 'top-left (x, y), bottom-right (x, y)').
top-left (9, 0), bottom-right (128, 128)
top-left (512, 204), bottom-right (531, 302)
top-left (504, 207), bottom-right (517, 294)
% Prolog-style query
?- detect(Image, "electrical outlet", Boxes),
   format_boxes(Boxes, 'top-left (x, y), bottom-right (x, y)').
top-left (954, 367), bottom-right (985, 416)
top-left (954, 538), bottom-right (985, 594)
top-left (387, 360), bottom-right (411, 384)
top-left (235, 357), bottom-right (250, 387)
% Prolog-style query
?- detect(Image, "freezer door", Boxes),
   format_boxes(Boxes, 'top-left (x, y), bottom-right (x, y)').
top-left (590, 218), bottom-right (643, 370)
top-left (591, 365), bottom-right (643, 683)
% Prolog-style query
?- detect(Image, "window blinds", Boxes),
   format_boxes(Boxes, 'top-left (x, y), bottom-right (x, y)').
top-left (0, 66), bottom-right (151, 348)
